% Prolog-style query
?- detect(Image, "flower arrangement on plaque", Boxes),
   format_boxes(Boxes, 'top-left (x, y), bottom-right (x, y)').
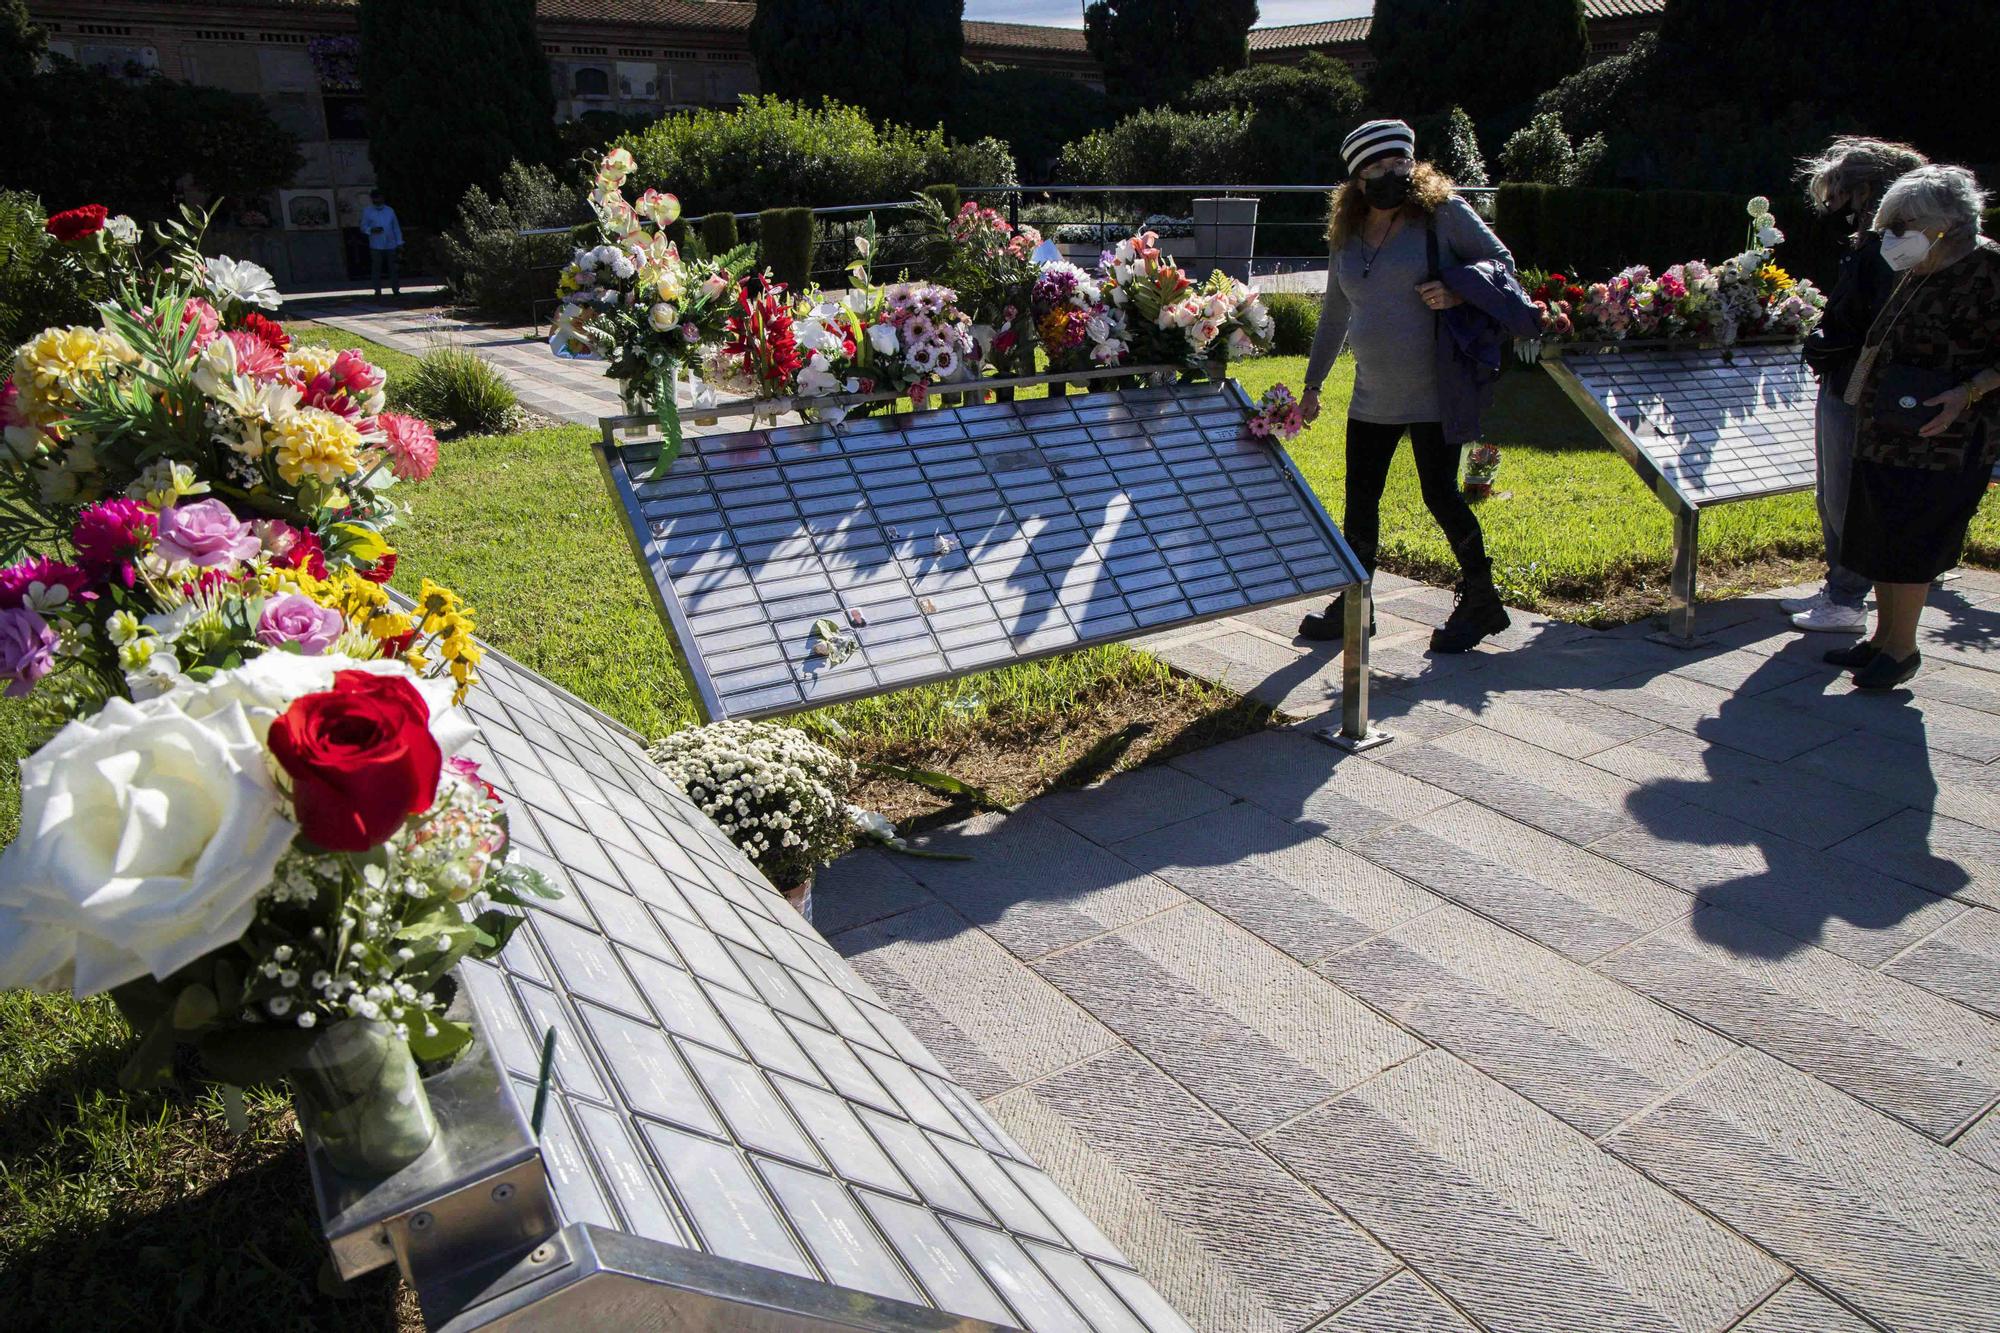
top-left (648, 720), bottom-right (858, 920)
top-left (1525, 196), bottom-right (1827, 351)
top-left (1247, 383), bottom-right (1307, 442)
top-left (0, 652), bottom-right (558, 1175)
top-left (0, 205), bottom-right (481, 709)
top-left (1098, 229), bottom-right (1275, 370)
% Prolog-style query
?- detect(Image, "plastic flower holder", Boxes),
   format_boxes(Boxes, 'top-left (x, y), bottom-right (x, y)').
top-left (292, 1017), bottom-right (438, 1178)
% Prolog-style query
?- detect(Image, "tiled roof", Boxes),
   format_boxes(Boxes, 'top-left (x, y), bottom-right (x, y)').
top-left (533, 0), bottom-right (754, 28)
top-left (1583, 0), bottom-right (1667, 17)
top-left (963, 19), bottom-right (1089, 53)
top-left (1249, 1), bottom-right (1662, 51)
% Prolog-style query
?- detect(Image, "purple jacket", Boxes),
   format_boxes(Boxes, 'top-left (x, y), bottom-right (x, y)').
top-left (1433, 258), bottom-right (1542, 445)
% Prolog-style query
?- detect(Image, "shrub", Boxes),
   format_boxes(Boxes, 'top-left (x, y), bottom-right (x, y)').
top-left (920, 183), bottom-right (960, 219)
top-left (436, 161), bottom-right (579, 321)
top-left (701, 211), bottom-right (740, 256)
top-left (1497, 112), bottom-right (1605, 186)
top-left (1055, 106), bottom-right (1251, 197)
top-left (1493, 184), bottom-right (1788, 278)
top-left (392, 345), bottom-right (518, 435)
top-left (619, 96), bottom-right (1014, 216)
top-left (1178, 54), bottom-right (1365, 184)
top-left (947, 62), bottom-right (1114, 182)
top-left (1264, 292), bottom-right (1320, 356)
top-left (757, 206), bottom-right (817, 290)
top-left (0, 191), bottom-right (102, 348)
top-left (1435, 106), bottom-right (1488, 187)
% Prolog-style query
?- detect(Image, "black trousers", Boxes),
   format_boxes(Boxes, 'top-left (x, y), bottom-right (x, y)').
top-left (1342, 417), bottom-right (1492, 583)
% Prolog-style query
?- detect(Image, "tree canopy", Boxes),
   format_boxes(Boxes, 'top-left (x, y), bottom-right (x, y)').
top-left (1085, 0), bottom-right (1259, 112)
top-left (359, 0), bottom-right (556, 231)
top-left (1366, 0), bottom-right (1587, 123)
top-left (1178, 54), bottom-right (1366, 183)
top-left (947, 63), bottom-right (1113, 182)
top-left (749, 0), bottom-right (964, 132)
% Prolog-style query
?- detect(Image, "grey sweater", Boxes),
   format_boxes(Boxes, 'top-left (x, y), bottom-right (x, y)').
top-left (1304, 195), bottom-right (1514, 424)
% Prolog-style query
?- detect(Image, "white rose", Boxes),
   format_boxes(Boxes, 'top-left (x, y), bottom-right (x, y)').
top-left (868, 322), bottom-right (899, 355)
top-left (0, 695), bottom-right (298, 995)
top-left (648, 302), bottom-right (678, 332)
top-left (173, 653), bottom-right (477, 755)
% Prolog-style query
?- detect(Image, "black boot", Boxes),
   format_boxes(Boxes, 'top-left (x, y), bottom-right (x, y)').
top-left (1430, 578), bottom-right (1510, 653)
top-left (1300, 590), bottom-right (1375, 642)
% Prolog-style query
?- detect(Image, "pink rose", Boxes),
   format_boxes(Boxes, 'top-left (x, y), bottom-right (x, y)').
top-left (378, 412), bottom-right (439, 482)
top-left (156, 498), bottom-right (260, 569)
top-left (0, 606), bottom-right (59, 697)
top-left (256, 592), bottom-right (345, 655)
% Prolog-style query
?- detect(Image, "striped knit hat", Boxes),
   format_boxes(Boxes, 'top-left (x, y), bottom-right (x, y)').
top-left (1341, 119), bottom-right (1417, 178)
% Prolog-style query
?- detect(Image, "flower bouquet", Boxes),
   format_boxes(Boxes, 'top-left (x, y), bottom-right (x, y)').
top-left (0, 654), bottom-right (556, 1175)
top-left (1030, 261), bottom-right (1107, 373)
top-left (913, 197), bottom-right (1042, 376)
top-left (1246, 384), bottom-right (1306, 442)
top-left (649, 721), bottom-right (856, 919)
top-left (1100, 231), bottom-right (1273, 372)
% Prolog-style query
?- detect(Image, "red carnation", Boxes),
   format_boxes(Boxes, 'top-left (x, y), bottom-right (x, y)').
top-left (46, 205), bottom-right (109, 243)
top-left (268, 670), bottom-right (442, 851)
top-left (358, 551), bottom-right (398, 584)
top-left (238, 311), bottom-right (291, 353)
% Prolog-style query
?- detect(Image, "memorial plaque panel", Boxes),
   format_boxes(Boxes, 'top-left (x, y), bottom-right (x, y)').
top-left (598, 381), bottom-right (1366, 722)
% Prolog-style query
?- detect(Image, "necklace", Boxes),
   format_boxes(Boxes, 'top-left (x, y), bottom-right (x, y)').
top-left (1359, 214), bottom-right (1401, 279)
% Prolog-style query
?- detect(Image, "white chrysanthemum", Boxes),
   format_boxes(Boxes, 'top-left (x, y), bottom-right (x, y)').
top-left (204, 255), bottom-right (281, 310)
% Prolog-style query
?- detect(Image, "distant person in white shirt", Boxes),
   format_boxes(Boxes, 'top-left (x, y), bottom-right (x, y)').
top-left (360, 190), bottom-right (403, 297)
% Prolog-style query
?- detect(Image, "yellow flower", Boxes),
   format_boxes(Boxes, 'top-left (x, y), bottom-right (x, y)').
top-left (416, 580), bottom-right (459, 634)
top-left (656, 270), bottom-right (686, 303)
top-left (367, 609), bottom-right (414, 641)
top-left (283, 345), bottom-right (341, 382)
top-left (12, 326), bottom-right (134, 423)
top-left (274, 408), bottom-right (363, 486)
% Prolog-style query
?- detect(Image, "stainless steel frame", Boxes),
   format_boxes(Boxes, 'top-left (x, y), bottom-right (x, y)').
top-left (1540, 342), bottom-right (1816, 647)
top-left (594, 368), bottom-right (1382, 745)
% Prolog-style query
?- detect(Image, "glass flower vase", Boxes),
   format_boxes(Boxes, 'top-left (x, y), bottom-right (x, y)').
top-left (292, 1018), bottom-right (437, 1178)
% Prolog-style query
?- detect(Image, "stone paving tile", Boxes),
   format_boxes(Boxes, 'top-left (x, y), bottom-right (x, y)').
top-left (1589, 670), bottom-right (1856, 763)
top-left (1034, 903), bottom-right (1424, 1137)
top-left (1915, 601), bottom-right (2000, 674)
top-left (1728, 1282), bottom-right (1876, 1333)
top-left (1879, 908), bottom-right (2000, 1017)
top-left (1169, 729), bottom-right (1458, 844)
top-left (1958, 1107), bottom-right (2000, 1174)
top-left (1596, 911), bottom-right (2000, 1140)
top-left (897, 810), bottom-right (1187, 961)
top-left (1265, 1051), bottom-right (1783, 1333)
top-left (1587, 729), bottom-right (1905, 851)
top-left (1829, 808), bottom-right (2000, 909)
top-left (1348, 801), bottom-right (1688, 964)
top-left (1036, 765), bottom-right (1236, 848)
top-left (1321, 906), bottom-right (1736, 1139)
top-left (1153, 631), bottom-right (1319, 712)
top-left (828, 901), bottom-right (1119, 1100)
top-left (1302, 692), bottom-right (1479, 743)
top-left (1109, 800), bottom-right (1441, 968)
top-left (1761, 671), bottom-right (2000, 764)
top-left (1788, 727), bottom-right (2000, 832)
top-left (1369, 726), bottom-right (1641, 846)
top-left (1318, 1273), bottom-right (1479, 1333)
top-left (1495, 631), bottom-right (1695, 692)
top-left (1384, 673), bottom-right (1661, 758)
top-left (990, 1046), bottom-right (1398, 1333)
top-left (1606, 1049), bottom-right (2000, 1333)
top-left (1593, 803), bottom-right (1963, 967)
top-left (810, 848), bottom-right (938, 937)
top-left (1665, 643), bottom-right (1827, 697)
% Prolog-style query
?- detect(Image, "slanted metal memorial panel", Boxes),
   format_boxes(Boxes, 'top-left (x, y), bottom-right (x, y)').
top-left (598, 382), bottom-right (1365, 721)
top-left (1549, 344), bottom-right (1817, 509)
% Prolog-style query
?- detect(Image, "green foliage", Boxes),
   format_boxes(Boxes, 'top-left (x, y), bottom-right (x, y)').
top-left (749, 0), bottom-right (965, 131)
top-left (393, 345), bottom-right (518, 435)
top-left (436, 161), bottom-right (580, 321)
top-left (947, 62), bottom-right (1114, 182)
top-left (1263, 292), bottom-right (1319, 356)
top-left (1056, 107), bottom-right (1251, 188)
top-left (0, 0), bottom-right (41, 106)
top-left (1533, 32), bottom-right (1655, 145)
top-left (1085, 0), bottom-right (1260, 112)
top-left (1497, 112), bottom-right (1606, 186)
top-left (757, 206), bottom-right (817, 290)
top-left (359, 0), bottom-right (556, 231)
top-left (1436, 106), bottom-right (1488, 187)
top-left (0, 191), bottom-right (102, 348)
top-left (1492, 184), bottom-right (1779, 277)
top-left (619, 96), bottom-right (1014, 215)
top-left (701, 210), bottom-right (740, 255)
top-left (1178, 54), bottom-right (1366, 183)
top-left (555, 110), bottom-right (655, 167)
top-left (4, 61), bottom-right (300, 221)
top-left (920, 183), bottom-right (961, 219)
top-left (1367, 0), bottom-right (1588, 122)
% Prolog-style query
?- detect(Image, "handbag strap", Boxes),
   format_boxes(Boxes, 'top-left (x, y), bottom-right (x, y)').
top-left (1843, 268), bottom-right (1936, 408)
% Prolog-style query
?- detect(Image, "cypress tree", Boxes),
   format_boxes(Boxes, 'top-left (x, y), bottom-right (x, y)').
top-left (1367, 0), bottom-right (1586, 123)
top-left (749, 0), bottom-right (964, 131)
top-left (359, 0), bottom-right (556, 231)
top-left (1085, 0), bottom-right (1259, 113)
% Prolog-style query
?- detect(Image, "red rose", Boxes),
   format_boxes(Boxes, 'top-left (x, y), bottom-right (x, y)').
top-left (46, 205), bottom-right (109, 242)
top-left (269, 670), bottom-right (442, 851)
top-left (359, 551), bottom-right (397, 584)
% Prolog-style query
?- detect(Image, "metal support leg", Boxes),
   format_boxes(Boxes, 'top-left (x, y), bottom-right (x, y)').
top-left (1317, 584), bottom-right (1392, 753)
top-left (1648, 507), bottom-right (1711, 649)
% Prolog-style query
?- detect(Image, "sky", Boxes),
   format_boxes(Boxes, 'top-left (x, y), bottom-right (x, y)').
top-left (963, 1), bottom-right (1374, 27)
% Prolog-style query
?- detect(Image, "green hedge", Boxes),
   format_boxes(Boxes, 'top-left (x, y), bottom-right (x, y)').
top-left (1264, 292), bottom-right (1320, 356)
top-left (920, 183), bottom-right (961, 219)
top-left (700, 211), bottom-right (739, 256)
top-left (1491, 184), bottom-right (1840, 285)
top-left (757, 207), bottom-right (817, 290)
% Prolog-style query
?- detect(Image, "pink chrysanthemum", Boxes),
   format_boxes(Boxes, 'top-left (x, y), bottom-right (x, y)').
top-left (225, 328), bottom-right (288, 380)
top-left (71, 498), bottom-right (157, 588)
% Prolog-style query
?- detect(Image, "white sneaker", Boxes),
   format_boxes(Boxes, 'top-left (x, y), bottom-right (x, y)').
top-left (1792, 602), bottom-right (1868, 633)
top-left (1780, 589), bottom-right (1829, 614)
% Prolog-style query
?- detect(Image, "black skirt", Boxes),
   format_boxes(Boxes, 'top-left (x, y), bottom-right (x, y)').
top-left (1842, 442), bottom-right (1993, 584)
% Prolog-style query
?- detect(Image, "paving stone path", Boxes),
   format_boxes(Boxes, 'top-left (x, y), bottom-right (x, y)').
top-left (308, 298), bottom-right (2000, 1330)
top-left (823, 574), bottom-right (2000, 1333)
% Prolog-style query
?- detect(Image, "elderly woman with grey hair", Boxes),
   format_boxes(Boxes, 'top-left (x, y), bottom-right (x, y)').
top-left (1788, 137), bottom-right (1929, 634)
top-left (1827, 164), bottom-right (2000, 690)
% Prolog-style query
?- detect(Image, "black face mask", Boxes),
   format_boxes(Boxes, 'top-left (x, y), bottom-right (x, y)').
top-left (1362, 173), bottom-right (1412, 210)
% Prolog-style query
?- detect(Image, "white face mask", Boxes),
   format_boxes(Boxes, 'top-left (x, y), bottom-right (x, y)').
top-left (1881, 229), bottom-right (1935, 272)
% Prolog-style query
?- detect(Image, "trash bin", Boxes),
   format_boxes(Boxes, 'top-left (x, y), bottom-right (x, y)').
top-left (1192, 196), bottom-right (1259, 282)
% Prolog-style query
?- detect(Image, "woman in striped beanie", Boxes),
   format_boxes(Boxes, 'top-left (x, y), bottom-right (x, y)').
top-left (1298, 118), bottom-right (1517, 653)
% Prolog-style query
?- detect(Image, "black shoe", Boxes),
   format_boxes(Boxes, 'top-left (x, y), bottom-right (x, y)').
top-left (1852, 649), bottom-right (1921, 691)
top-left (1300, 591), bottom-right (1374, 642)
top-left (1824, 641), bottom-right (1880, 669)
top-left (1430, 579), bottom-right (1511, 653)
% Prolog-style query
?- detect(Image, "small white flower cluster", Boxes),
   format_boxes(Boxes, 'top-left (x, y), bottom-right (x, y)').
top-left (649, 721), bottom-right (856, 886)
